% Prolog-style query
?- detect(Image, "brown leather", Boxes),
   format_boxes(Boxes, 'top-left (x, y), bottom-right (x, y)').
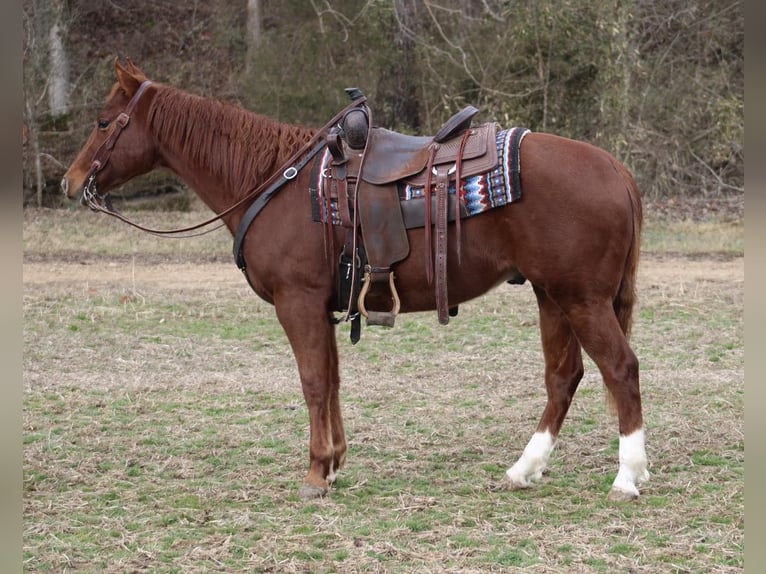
top-left (329, 110), bottom-right (498, 327)
top-left (361, 130), bottom-right (432, 185)
top-left (421, 141), bottom-right (437, 286)
top-left (336, 145), bottom-right (357, 229)
top-left (434, 165), bottom-right (450, 324)
top-left (433, 106), bottom-right (479, 143)
top-left (453, 129), bottom-right (472, 264)
top-left (405, 123), bottom-right (497, 187)
top-left (400, 193), bottom-right (467, 229)
top-left (361, 122), bottom-right (497, 186)
top-left (356, 182), bottom-right (410, 271)
top-left (433, 128), bottom-right (473, 325)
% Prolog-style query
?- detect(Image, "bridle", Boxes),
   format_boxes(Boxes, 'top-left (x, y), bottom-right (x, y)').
top-left (82, 80), bottom-right (152, 211)
top-left (80, 79), bottom-right (232, 237)
top-left (80, 79), bottom-right (368, 239)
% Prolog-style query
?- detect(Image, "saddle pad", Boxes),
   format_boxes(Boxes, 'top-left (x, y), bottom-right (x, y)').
top-left (309, 126), bottom-right (530, 225)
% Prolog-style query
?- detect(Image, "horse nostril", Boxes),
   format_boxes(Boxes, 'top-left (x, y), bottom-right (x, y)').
top-left (60, 177), bottom-right (68, 196)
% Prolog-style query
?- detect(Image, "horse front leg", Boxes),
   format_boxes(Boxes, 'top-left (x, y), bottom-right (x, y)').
top-left (274, 294), bottom-right (346, 499)
top-left (326, 329), bottom-right (347, 484)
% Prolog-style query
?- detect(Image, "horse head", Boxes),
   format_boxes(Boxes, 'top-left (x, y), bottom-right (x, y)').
top-left (61, 59), bottom-right (158, 202)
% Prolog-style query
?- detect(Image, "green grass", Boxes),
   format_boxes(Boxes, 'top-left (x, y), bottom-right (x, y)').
top-left (23, 360), bottom-right (743, 572)
top-left (23, 208), bottom-right (743, 572)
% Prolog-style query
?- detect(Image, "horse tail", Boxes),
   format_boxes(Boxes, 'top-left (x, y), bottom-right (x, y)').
top-left (611, 157), bottom-right (643, 339)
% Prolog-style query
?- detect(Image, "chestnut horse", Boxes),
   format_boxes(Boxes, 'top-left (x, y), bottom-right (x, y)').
top-left (62, 60), bottom-right (648, 501)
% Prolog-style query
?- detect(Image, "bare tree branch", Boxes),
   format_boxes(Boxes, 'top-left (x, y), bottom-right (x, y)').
top-left (688, 150), bottom-right (744, 193)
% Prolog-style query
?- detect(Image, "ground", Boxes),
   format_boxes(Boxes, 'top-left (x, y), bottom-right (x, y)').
top-left (23, 252), bottom-right (743, 295)
top-left (23, 207), bottom-right (743, 573)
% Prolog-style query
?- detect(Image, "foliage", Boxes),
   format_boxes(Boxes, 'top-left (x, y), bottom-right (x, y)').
top-left (22, 0), bottom-right (743, 205)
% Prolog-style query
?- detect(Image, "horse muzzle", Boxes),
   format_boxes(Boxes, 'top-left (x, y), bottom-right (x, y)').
top-left (60, 176), bottom-right (72, 198)
top-left (61, 165), bottom-right (97, 202)
top-left (60, 172), bottom-right (86, 200)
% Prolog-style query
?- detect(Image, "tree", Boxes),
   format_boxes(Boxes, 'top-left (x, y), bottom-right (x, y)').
top-left (48, 0), bottom-right (70, 118)
top-left (21, 0), bottom-right (744, 204)
top-left (245, 0), bottom-right (263, 75)
top-left (374, 0), bottom-right (421, 131)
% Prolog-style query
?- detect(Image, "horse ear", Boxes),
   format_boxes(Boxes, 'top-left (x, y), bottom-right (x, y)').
top-left (114, 57), bottom-right (127, 77)
top-left (125, 58), bottom-right (142, 75)
top-left (114, 57), bottom-right (141, 96)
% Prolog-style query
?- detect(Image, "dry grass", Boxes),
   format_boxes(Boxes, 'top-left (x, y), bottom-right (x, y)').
top-left (23, 207), bottom-right (743, 573)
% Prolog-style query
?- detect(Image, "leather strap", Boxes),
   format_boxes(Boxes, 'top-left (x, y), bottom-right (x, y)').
top-left (422, 144), bottom-right (438, 286)
top-left (233, 140), bottom-right (327, 273)
top-left (233, 98), bottom-right (372, 273)
top-left (309, 152), bottom-right (334, 265)
top-left (335, 167), bottom-right (353, 229)
top-left (88, 80), bottom-right (153, 177)
top-left (434, 165), bottom-right (450, 325)
top-left (421, 130), bottom-right (472, 323)
top-left (453, 129), bottom-right (471, 264)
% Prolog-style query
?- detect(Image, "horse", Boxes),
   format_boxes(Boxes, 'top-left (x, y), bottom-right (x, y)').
top-left (61, 59), bottom-right (648, 502)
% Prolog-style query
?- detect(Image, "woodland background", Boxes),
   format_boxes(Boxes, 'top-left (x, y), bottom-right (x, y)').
top-left (22, 0), bottom-right (744, 209)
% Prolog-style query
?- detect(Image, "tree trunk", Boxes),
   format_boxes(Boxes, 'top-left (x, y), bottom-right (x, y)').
top-left (48, 0), bottom-right (69, 117)
top-left (24, 100), bottom-right (44, 208)
top-left (245, 0), bottom-right (262, 75)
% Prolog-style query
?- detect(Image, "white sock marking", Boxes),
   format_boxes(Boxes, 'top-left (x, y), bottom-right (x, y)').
top-left (611, 428), bottom-right (649, 496)
top-left (506, 430), bottom-right (556, 487)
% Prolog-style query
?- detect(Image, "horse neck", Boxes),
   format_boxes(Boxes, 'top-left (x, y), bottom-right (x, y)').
top-left (148, 86), bottom-right (316, 220)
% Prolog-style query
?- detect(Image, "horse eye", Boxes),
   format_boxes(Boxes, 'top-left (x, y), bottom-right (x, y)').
top-left (97, 119), bottom-right (110, 130)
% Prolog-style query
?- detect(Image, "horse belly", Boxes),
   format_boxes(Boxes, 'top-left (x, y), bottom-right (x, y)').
top-left (382, 207), bottom-right (522, 313)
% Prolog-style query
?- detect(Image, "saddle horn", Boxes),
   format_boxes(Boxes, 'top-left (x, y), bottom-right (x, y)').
top-left (341, 109), bottom-right (369, 150)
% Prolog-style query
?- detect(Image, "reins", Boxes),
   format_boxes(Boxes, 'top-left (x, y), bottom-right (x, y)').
top-left (82, 83), bottom-right (367, 239)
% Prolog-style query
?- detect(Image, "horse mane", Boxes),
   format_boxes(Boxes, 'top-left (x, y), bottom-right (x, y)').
top-left (148, 85), bottom-right (316, 195)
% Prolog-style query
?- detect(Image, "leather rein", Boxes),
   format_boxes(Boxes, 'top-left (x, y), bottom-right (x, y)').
top-left (81, 80), bottom-right (367, 240)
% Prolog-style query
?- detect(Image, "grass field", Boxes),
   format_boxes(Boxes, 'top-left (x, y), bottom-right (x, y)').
top-left (23, 206), bottom-right (744, 573)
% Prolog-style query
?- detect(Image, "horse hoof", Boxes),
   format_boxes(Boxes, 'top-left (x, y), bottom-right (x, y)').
top-left (503, 475), bottom-right (531, 491)
top-left (298, 483), bottom-right (329, 500)
top-left (607, 487), bottom-right (639, 502)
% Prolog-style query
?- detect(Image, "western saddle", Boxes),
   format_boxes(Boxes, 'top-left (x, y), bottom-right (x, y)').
top-left (323, 89), bottom-right (499, 342)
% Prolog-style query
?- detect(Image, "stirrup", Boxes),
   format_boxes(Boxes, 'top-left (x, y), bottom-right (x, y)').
top-left (357, 270), bottom-right (401, 327)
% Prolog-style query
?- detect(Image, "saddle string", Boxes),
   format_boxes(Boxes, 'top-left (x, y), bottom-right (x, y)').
top-left (454, 129), bottom-right (472, 265)
top-left (422, 145), bottom-right (438, 286)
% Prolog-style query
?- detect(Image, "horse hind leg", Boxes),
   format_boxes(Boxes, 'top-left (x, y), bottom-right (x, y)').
top-left (506, 287), bottom-right (584, 489)
top-left (563, 299), bottom-right (649, 501)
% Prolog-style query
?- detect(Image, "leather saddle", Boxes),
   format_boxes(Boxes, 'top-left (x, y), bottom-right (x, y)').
top-left (326, 98), bottom-right (499, 332)
top-left (361, 106), bottom-right (481, 183)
